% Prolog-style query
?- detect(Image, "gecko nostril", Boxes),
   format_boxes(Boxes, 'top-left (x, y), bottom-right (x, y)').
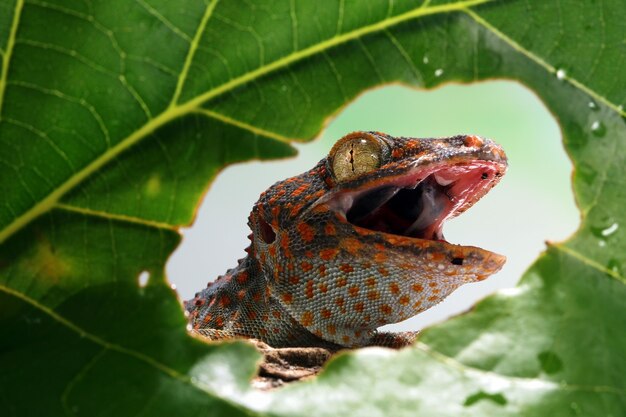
top-left (451, 257), bottom-right (464, 265)
top-left (194, 298), bottom-right (204, 306)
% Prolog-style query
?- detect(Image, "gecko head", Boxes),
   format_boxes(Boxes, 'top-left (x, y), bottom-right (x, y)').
top-left (249, 132), bottom-right (508, 346)
top-left (316, 131), bottom-right (508, 280)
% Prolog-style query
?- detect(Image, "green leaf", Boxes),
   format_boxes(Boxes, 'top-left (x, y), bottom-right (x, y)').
top-left (1, 0), bottom-right (624, 416)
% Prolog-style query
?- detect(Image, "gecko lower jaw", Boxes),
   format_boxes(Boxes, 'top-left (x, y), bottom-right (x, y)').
top-left (334, 161), bottom-right (505, 242)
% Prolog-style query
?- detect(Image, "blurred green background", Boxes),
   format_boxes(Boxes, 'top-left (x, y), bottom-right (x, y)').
top-left (168, 81), bottom-right (578, 331)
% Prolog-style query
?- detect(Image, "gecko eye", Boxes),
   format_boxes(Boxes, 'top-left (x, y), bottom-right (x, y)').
top-left (330, 133), bottom-right (385, 182)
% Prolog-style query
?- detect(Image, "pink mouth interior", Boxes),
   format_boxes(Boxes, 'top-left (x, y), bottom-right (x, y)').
top-left (335, 161), bottom-right (502, 241)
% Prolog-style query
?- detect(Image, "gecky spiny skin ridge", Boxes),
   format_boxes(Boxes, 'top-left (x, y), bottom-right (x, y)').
top-left (186, 132), bottom-right (507, 348)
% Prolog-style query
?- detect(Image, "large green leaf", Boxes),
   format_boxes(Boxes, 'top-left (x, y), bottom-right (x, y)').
top-left (0, 0), bottom-right (624, 415)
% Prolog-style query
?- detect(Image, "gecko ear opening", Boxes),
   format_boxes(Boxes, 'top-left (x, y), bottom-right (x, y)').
top-left (258, 216), bottom-right (276, 244)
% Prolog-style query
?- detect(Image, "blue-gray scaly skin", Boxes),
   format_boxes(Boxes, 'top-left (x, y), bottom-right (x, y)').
top-left (186, 131), bottom-right (507, 348)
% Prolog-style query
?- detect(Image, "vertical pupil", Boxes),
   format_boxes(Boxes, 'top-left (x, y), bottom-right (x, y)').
top-left (349, 144), bottom-right (355, 171)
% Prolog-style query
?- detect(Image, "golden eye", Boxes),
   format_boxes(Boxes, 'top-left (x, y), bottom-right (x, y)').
top-left (330, 133), bottom-right (384, 182)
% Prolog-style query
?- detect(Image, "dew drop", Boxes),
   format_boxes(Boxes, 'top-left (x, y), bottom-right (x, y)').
top-left (556, 69), bottom-right (566, 80)
top-left (590, 121), bottom-right (606, 137)
top-left (598, 240), bottom-right (606, 247)
top-left (590, 217), bottom-right (618, 239)
top-left (601, 222), bottom-right (619, 237)
top-left (423, 55), bottom-right (429, 64)
top-left (170, 283), bottom-right (177, 290)
top-left (588, 101), bottom-right (597, 110)
top-left (607, 259), bottom-right (622, 277)
top-left (138, 271), bottom-right (149, 287)
top-left (434, 68), bottom-right (444, 77)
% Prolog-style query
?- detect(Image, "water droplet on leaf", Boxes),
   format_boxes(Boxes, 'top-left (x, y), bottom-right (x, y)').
top-left (556, 69), bottom-right (566, 80)
top-left (434, 68), bottom-right (443, 77)
top-left (590, 121), bottom-right (606, 137)
top-left (607, 259), bottom-right (622, 276)
top-left (138, 271), bottom-right (150, 287)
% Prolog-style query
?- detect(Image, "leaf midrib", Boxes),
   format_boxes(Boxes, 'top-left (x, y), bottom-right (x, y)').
top-left (0, 0), bottom-right (493, 244)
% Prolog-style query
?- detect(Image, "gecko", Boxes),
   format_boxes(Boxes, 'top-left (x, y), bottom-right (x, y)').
top-left (185, 131), bottom-right (507, 348)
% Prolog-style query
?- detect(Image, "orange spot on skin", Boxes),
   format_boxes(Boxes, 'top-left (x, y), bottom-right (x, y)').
top-left (319, 283), bottom-right (328, 293)
top-left (305, 250), bottom-right (314, 258)
top-left (324, 222), bottom-right (337, 236)
top-left (321, 308), bottom-right (332, 319)
top-left (318, 264), bottom-right (327, 276)
top-left (392, 149), bottom-right (404, 158)
top-left (280, 234), bottom-right (291, 255)
top-left (272, 310), bottom-right (281, 319)
top-left (337, 277), bottom-right (348, 287)
top-left (365, 277), bottom-right (376, 287)
top-left (399, 295), bottom-right (410, 306)
top-left (320, 248), bottom-right (339, 261)
top-left (289, 203), bottom-right (304, 216)
top-left (268, 246), bottom-right (277, 257)
top-left (348, 286), bottom-right (360, 297)
top-left (300, 261), bottom-right (313, 272)
top-left (389, 282), bottom-right (400, 295)
top-left (354, 302), bottom-right (364, 313)
top-left (340, 263), bottom-right (354, 273)
top-left (327, 325), bottom-right (337, 335)
top-left (288, 275), bottom-right (300, 285)
top-left (218, 295), bottom-right (232, 308)
top-left (464, 135), bottom-right (484, 148)
top-left (335, 297), bottom-right (345, 308)
top-left (215, 316), bottom-right (224, 328)
top-left (306, 280), bottom-right (314, 299)
top-left (367, 291), bottom-right (380, 300)
top-left (374, 252), bottom-right (387, 263)
top-left (252, 291), bottom-right (262, 302)
top-left (290, 183), bottom-right (311, 197)
top-left (202, 314), bottom-right (213, 324)
top-left (431, 252), bottom-right (445, 261)
top-left (378, 267), bottom-right (389, 276)
top-left (428, 282), bottom-right (437, 287)
top-left (297, 222), bottom-right (315, 243)
top-left (237, 289), bottom-right (246, 300)
top-left (236, 271), bottom-right (249, 284)
top-left (301, 311), bottom-right (313, 326)
top-left (282, 293), bottom-right (293, 304)
top-left (342, 335), bottom-right (351, 344)
top-left (427, 296), bottom-right (438, 302)
top-left (341, 237), bottom-right (363, 255)
top-left (380, 304), bottom-right (392, 315)
top-left (412, 284), bottom-right (424, 292)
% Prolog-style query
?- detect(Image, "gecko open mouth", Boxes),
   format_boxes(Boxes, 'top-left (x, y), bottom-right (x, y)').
top-left (337, 161), bottom-right (504, 242)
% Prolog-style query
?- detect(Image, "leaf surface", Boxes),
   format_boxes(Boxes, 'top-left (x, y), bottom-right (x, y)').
top-left (0, 0), bottom-right (624, 415)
